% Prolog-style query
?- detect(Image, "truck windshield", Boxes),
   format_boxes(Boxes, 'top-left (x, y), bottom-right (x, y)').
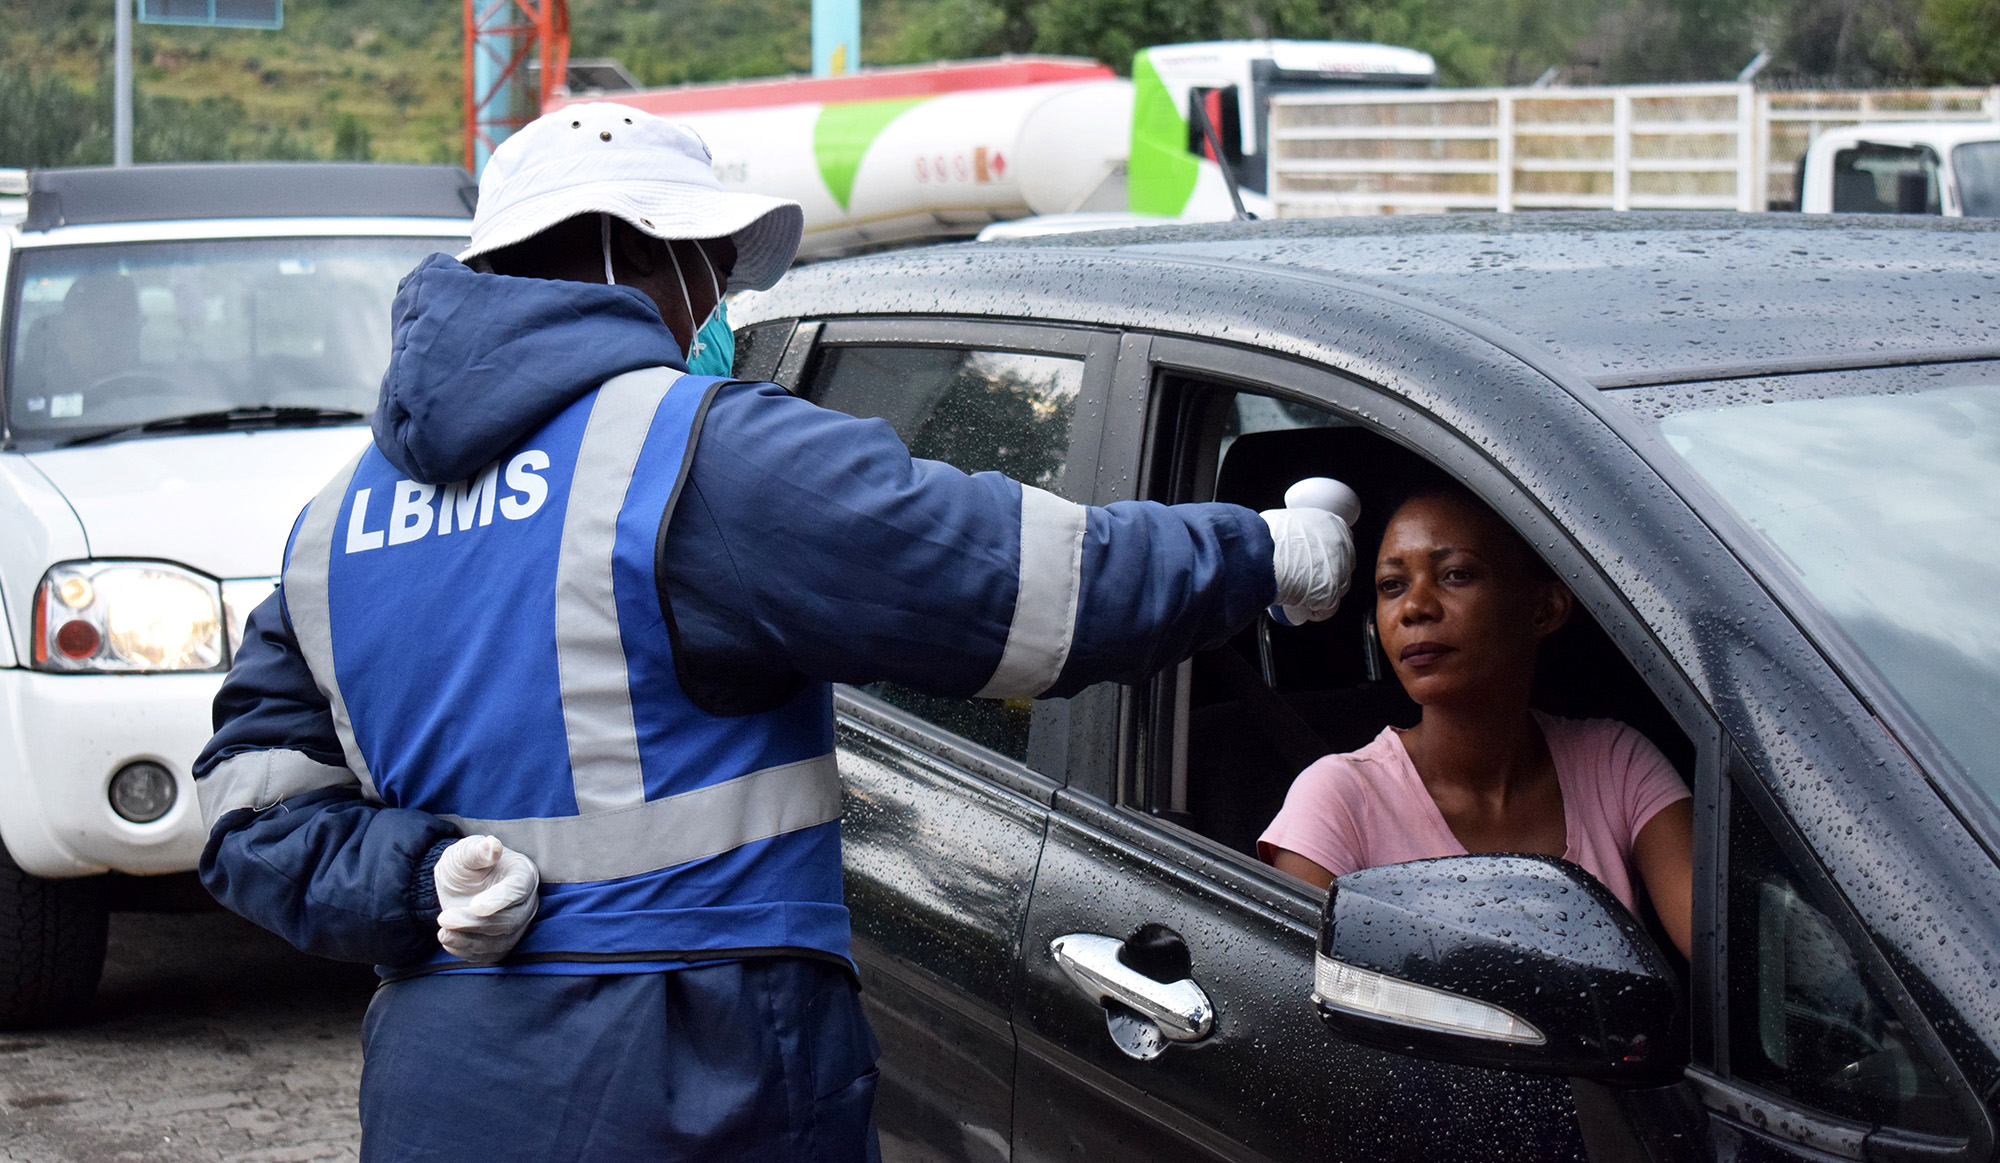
top-left (5, 236), bottom-right (456, 444)
top-left (1659, 384), bottom-right (2000, 824)
top-left (1953, 141), bottom-right (2000, 217)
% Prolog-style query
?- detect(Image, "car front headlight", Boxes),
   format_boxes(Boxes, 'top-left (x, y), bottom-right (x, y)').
top-left (33, 561), bottom-right (224, 673)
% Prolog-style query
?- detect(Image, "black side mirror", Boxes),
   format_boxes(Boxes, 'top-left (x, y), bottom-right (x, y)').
top-left (1313, 854), bottom-right (1686, 1087)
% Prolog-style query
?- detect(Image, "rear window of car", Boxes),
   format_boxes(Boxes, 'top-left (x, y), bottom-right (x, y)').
top-left (5, 235), bottom-right (455, 444)
top-left (1644, 373), bottom-right (2000, 827)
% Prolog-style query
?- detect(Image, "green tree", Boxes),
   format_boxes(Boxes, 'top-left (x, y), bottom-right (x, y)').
top-left (1334, 0), bottom-right (1504, 85)
top-left (1594, 0), bottom-right (1765, 82)
top-left (0, 64), bottom-right (97, 167)
top-left (333, 111), bottom-right (373, 160)
top-left (568, 0), bottom-right (810, 85)
top-left (1922, 0), bottom-right (2000, 81)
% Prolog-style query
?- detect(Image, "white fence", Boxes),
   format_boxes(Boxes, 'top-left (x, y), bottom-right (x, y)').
top-left (1266, 83), bottom-right (2000, 217)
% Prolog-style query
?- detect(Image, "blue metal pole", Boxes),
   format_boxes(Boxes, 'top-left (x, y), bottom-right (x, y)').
top-left (811, 0), bottom-right (859, 78)
top-left (472, 5), bottom-right (516, 176)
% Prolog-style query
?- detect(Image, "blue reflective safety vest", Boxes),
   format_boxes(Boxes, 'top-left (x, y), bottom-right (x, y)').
top-left (281, 368), bottom-right (848, 972)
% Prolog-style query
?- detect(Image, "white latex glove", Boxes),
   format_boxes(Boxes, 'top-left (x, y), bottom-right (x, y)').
top-left (1261, 506), bottom-right (1355, 625)
top-left (433, 835), bottom-right (540, 964)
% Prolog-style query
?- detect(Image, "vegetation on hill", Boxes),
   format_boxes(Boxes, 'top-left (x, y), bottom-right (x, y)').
top-left (3, 0), bottom-right (1998, 169)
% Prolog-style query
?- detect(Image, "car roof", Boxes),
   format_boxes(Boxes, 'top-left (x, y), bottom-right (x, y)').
top-left (21, 163), bottom-right (475, 233)
top-left (749, 212), bottom-right (2000, 389)
top-left (6, 217), bottom-right (471, 249)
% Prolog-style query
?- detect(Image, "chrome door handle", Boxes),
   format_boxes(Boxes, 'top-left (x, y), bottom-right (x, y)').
top-left (1051, 932), bottom-right (1215, 1058)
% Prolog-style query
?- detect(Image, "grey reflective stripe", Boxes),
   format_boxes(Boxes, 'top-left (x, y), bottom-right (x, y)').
top-left (198, 749), bottom-right (357, 830)
top-left (443, 753), bottom-right (841, 884)
top-left (285, 450), bottom-right (381, 801)
top-left (554, 366), bottom-right (682, 813)
top-left (975, 484), bottom-right (1089, 699)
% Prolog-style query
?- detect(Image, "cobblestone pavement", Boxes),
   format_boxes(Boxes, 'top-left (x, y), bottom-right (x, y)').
top-left (0, 910), bottom-right (375, 1162)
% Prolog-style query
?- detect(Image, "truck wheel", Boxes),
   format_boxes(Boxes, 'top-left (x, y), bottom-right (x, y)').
top-left (0, 859), bottom-right (108, 1030)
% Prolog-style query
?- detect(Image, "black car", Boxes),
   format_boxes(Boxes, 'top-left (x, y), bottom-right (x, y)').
top-left (727, 214), bottom-right (2000, 1163)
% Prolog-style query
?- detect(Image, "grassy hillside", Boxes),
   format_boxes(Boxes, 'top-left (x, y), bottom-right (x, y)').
top-left (1, 0), bottom-right (462, 165)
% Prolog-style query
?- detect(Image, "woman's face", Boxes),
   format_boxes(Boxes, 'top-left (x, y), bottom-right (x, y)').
top-left (1373, 492), bottom-right (1571, 709)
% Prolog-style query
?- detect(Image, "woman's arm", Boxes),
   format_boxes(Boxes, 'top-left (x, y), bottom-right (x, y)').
top-left (1632, 799), bottom-right (1694, 959)
top-left (1271, 848), bottom-right (1337, 891)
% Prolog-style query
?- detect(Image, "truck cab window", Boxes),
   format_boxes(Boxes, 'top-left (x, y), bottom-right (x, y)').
top-left (1831, 144), bottom-right (1941, 215)
top-left (1726, 790), bottom-right (1959, 1135)
top-left (806, 344), bottom-right (1084, 760)
top-left (1953, 141), bottom-right (2000, 218)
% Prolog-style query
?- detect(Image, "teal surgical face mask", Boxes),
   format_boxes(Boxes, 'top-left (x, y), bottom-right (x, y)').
top-left (687, 297), bottom-right (735, 378)
top-left (671, 237), bottom-right (735, 379)
top-left (601, 216), bottom-right (736, 378)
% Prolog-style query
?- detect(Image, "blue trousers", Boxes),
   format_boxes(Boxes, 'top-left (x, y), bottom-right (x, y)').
top-left (358, 957), bottom-right (881, 1162)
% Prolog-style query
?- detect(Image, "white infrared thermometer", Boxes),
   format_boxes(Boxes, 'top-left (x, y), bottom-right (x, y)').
top-left (1266, 477), bottom-right (1361, 627)
top-left (1283, 477), bottom-right (1362, 528)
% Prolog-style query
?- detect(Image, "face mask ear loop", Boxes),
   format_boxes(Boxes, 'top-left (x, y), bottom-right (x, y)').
top-left (696, 241), bottom-right (723, 314)
top-left (666, 241), bottom-right (701, 358)
top-left (600, 214), bottom-right (616, 286)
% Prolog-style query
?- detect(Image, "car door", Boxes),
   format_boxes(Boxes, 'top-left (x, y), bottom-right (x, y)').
top-left (789, 317), bottom-right (1119, 1163)
top-left (1010, 335), bottom-right (1733, 1162)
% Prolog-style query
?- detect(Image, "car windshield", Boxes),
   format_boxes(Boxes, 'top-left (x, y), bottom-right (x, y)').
top-left (1953, 141), bottom-right (2000, 217)
top-left (1659, 384), bottom-right (2000, 818)
top-left (5, 235), bottom-right (456, 443)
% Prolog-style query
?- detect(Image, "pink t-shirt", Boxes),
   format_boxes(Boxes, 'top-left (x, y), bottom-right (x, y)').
top-left (1257, 712), bottom-right (1689, 911)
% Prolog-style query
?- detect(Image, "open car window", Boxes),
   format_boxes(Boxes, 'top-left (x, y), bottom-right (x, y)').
top-left (1149, 381), bottom-right (1697, 864)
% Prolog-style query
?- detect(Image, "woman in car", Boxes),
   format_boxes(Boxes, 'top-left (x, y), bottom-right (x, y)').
top-left (1259, 480), bottom-right (1694, 957)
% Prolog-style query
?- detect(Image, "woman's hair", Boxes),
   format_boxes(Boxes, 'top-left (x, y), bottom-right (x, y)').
top-left (1379, 473), bottom-right (1556, 584)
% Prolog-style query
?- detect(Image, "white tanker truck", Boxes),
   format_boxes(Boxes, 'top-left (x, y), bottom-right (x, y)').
top-left (549, 41), bottom-right (1436, 257)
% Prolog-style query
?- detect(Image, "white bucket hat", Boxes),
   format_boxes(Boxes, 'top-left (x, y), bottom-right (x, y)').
top-left (458, 102), bottom-right (804, 293)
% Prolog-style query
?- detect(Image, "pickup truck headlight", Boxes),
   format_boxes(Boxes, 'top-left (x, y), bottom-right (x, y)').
top-left (33, 562), bottom-right (224, 673)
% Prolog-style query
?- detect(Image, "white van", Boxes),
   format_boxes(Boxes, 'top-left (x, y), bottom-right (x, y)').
top-left (1800, 122), bottom-right (2000, 217)
top-left (0, 163), bottom-right (470, 1026)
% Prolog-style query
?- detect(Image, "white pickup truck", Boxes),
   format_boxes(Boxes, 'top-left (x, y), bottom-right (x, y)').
top-left (0, 163), bottom-right (470, 1027)
top-left (1798, 122), bottom-right (2000, 216)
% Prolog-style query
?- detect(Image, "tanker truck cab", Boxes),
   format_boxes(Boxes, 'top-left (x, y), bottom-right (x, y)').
top-left (1800, 122), bottom-right (2000, 217)
top-left (0, 163), bottom-right (471, 1027)
top-left (1126, 40), bottom-right (1436, 219)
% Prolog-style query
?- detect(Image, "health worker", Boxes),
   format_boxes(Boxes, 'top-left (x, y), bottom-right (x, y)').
top-left (192, 102), bottom-right (1354, 1163)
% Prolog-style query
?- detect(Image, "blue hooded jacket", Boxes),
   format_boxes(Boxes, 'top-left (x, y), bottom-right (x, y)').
top-left (194, 254), bottom-right (1277, 969)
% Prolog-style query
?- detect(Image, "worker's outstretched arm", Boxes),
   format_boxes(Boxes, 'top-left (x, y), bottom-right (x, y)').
top-left (193, 592), bottom-right (459, 965)
top-left (661, 383), bottom-right (1300, 704)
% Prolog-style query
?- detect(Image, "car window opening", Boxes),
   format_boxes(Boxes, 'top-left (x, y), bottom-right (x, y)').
top-left (1161, 380), bottom-right (1697, 962)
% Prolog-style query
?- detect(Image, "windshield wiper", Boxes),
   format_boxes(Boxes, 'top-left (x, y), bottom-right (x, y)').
top-left (60, 406), bottom-right (367, 448)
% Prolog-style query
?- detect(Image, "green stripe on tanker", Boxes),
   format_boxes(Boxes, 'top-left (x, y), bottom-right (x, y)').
top-left (1126, 50), bottom-right (1198, 217)
top-left (813, 97), bottom-right (931, 211)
